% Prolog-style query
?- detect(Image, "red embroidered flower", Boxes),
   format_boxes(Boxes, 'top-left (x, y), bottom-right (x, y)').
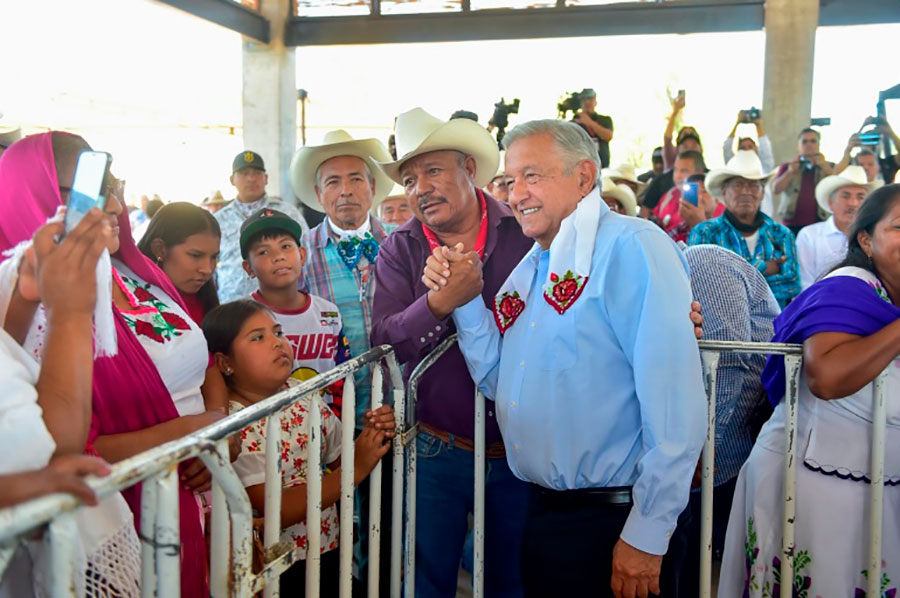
top-left (550, 272), bottom-right (559, 282)
top-left (499, 294), bottom-right (525, 320)
top-left (161, 311), bottom-right (190, 330)
top-left (133, 286), bottom-right (156, 302)
top-left (553, 278), bottom-right (579, 304)
top-left (134, 319), bottom-right (164, 343)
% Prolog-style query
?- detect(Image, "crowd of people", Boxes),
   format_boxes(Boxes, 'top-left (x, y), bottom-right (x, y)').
top-left (1, 88), bottom-right (900, 598)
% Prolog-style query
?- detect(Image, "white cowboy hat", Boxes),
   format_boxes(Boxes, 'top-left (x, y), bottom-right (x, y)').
top-left (601, 176), bottom-right (638, 217)
top-left (0, 124), bottom-right (21, 149)
top-left (377, 108), bottom-right (499, 188)
top-left (602, 163), bottom-right (642, 186)
top-left (704, 150), bottom-right (774, 200)
top-left (384, 183), bottom-right (407, 201)
top-left (290, 130), bottom-right (394, 213)
top-left (815, 165), bottom-right (872, 214)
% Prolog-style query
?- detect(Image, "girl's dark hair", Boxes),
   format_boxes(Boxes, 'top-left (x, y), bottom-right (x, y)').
top-left (137, 202), bottom-right (221, 314)
top-left (831, 184), bottom-right (900, 276)
top-left (202, 300), bottom-right (271, 356)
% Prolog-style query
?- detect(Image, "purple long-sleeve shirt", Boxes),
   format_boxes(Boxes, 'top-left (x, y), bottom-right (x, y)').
top-left (371, 195), bottom-right (533, 443)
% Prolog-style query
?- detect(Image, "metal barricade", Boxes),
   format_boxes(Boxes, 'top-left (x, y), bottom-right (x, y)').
top-left (0, 345), bottom-right (404, 598)
top-left (393, 336), bottom-right (892, 598)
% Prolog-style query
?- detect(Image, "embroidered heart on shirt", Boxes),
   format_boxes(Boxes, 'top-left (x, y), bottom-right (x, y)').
top-left (493, 291), bottom-right (525, 334)
top-left (543, 270), bottom-right (588, 315)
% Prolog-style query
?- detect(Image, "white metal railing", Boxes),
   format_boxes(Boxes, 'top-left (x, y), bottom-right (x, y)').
top-left (0, 345), bottom-right (403, 598)
top-left (395, 337), bottom-right (892, 598)
top-left (0, 337), bottom-right (890, 598)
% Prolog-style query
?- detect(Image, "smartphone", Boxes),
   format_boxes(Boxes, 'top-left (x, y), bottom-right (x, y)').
top-left (682, 182), bottom-right (699, 206)
top-left (63, 151), bottom-right (112, 235)
top-left (677, 89), bottom-right (686, 102)
top-left (859, 131), bottom-right (881, 146)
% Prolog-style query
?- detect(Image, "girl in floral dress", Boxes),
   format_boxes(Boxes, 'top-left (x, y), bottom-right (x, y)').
top-left (718, 185), bottom-right (900, 597)
top-left (202, 299), bottom-right (395, 596)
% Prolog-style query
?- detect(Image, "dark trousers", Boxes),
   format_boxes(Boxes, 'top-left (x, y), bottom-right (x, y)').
top-left (279, 548), bottom-right (341, 597)
top-left (521, 486), bottom-right (690, 598)
top-left (677, 477), bottom-right (738, 597)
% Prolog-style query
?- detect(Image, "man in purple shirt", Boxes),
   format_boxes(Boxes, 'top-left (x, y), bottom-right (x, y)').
top-left (372, 108), bottom-right (533, 597)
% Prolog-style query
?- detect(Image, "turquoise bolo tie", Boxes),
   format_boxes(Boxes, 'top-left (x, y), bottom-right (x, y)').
top-left (336, 233), bottom-right (379, 269)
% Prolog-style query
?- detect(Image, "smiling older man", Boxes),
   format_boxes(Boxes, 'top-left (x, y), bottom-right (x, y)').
top-left (371, 108), bottom-right (534, 597)
top-left (425, 120), bottom-right (706, 598)
top-left (690, 150), bottom-right (801, 308)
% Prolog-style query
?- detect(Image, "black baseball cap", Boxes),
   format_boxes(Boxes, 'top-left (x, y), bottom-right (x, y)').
top-left (651, 147), bottom-right (664, 162)
top-left (579, 88), bottom-right (597, 100)
top-left (239, 208), bottom-right (303, 259)
top-left (232, 151), bottom-right (266, 173)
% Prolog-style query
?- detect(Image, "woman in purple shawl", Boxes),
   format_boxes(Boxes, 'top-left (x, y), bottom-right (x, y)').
top-left (0, 132), bottom-right (220, 596)
top-left (718, 184), bottom-right (900, 597)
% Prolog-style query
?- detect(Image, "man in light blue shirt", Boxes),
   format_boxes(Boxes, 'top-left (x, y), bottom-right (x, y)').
top-left (426, 120), bottom-right (706, 598)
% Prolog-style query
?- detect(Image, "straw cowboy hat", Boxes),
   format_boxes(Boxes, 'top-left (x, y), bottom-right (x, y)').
top-left (384, 183), bottom-right (407, 201)
top-left (602, 163), bottom-right (645, 190)
top-left (202, 190), bottom-right (227, 206)
top-left (815, 165), bottom-right (872, 214)
top-left (704, 150), bottom-right (774, 200)
top-left (290, 130), bottom-right (394, 213)
top-left (0, 124), bottom-right (21, 149)
top-left (377, 108), bottom-right (499, 188)
top-left (601, 176), bottom-right (638, 217)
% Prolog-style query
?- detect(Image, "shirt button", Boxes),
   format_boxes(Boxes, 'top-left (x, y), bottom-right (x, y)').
top-left (520, 361), bottom-right (525, 367)
top-left (420, 337), bottom-right (426, 343)
top-left (435, 325), bottom-right (442, 331)
top-left (488, 411), bottom-right (494, 417)
top-left (428, 332), bottom-right (434, 338)
top-left (510, 401), bottom-right (517, 408)
top-left (530, 322), bottom-right (536, 328)
top-left (514, 444), bottom-right (521, 451)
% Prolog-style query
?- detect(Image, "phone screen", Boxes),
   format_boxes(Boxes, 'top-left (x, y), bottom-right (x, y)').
top-left (64, 151), bottom-right (111, 234)
top-left (682, 182), bottom-right (699, 206)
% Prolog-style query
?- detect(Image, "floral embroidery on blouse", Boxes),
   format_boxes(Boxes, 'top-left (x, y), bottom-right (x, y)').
top-left (116, 274), bottom-right (191, 344)
top-left (230, 391), bottom-right (341, 558)
top-left (868, 278), bottom-right (892, 304)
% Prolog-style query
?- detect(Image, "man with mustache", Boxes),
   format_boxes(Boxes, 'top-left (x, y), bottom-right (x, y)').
top-left (290, 130), bottom-right (396, 593)
top-left (371, 108), bottom-right (535, 596)
top-left (796, 166), bottom-right (872, 289)
top-left (690, 151), bottom-right (801, 308)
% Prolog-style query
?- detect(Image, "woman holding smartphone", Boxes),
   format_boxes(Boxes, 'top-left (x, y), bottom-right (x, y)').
top-left (0, 132), bottom-right (221, 596)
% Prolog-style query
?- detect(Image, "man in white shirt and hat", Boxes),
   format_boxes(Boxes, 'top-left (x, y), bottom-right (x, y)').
top-left (796, 165), bottom-right (871, 289)
top-left (486, 151), bottom-right (515, 204)
top-left (601, 177), bottom-right (638, 217)
top-left (378, 183), bottom-right (413, 225)
top-left (215, 151), bottom-right (309, 301)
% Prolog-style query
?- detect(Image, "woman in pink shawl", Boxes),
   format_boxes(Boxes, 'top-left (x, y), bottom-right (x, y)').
top-left (0, 132), bottom-right (219, 596)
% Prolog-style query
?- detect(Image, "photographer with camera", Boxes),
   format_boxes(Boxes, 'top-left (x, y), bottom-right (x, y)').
top-left (834, 116), bottom-right (900, 187)
top-left (772, 128), bottom-right (835, 234)
top-left (571, 88), bottom-right (614, 168)
top-left (724, 109), bottom-right (774, 171)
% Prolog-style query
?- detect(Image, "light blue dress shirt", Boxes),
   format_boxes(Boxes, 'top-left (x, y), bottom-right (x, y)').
top-left (452, 207), bottom-right (706, 555)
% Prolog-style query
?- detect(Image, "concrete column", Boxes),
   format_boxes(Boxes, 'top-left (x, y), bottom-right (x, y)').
top-left (762, 0), bottom-right (819, 168)
top-left (242, 0), bottom-right (296, 204)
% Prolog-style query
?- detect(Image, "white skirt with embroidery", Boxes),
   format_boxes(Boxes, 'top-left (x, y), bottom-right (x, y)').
top-left (718, 399), bottom-right (900, 597)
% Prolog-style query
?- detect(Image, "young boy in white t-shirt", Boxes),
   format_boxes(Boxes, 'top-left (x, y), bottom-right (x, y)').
top-left (240, 208), bottom-right (351, 417)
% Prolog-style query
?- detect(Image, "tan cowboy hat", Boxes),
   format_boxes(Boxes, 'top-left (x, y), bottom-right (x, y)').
top-left (602, 163), bottom-right (645, 191)
top-left (815, 165), bottom-right (872, 214)
top-left (601, 176), bottom-right (638, 217)
top-left (377, 108), bottom-right (499, 188)
top-left (202, 190), bottom-right (227, 206)
top-left (290, 130), bottom-right (394, 213)
top-left (704, 150), bottom-right (774, 200)
top-left (0, 124), bottom-right (21, 149)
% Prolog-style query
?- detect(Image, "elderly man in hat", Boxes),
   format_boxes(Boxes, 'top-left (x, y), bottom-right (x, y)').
top-left (291, 130), bottom-right (396, 592)
top-left (690, 150), bottom-right (801, 307)
top-left (486, 151), bottom-right (515, 204)
top-left (215, 151), bottom-right (308, 302)
top-left (796, 165), bottom-right (871, 289)
top-left (601, 177), bottom-right (638, 217)
top-left (370, 107), bottom-right (535, 596)
top-left (378, 183), bottom-right (413, 225)
top-left (572, 88), bottom-right (614, 168)
top-left (422, 119), bottom-right (706, 598)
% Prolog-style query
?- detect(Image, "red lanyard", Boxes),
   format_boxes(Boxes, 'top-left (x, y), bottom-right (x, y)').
top-left (421, 189), bottom-right (488, 260)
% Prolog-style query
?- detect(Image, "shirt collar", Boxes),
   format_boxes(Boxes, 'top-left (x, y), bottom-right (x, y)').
top-left (314, 214), bottom-right (389, 248)
top-left (824, 215), bottom-right (843, 237)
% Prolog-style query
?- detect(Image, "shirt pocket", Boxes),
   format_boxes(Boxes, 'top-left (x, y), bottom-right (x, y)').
top-left (538, 306), bottom-right (577, 371)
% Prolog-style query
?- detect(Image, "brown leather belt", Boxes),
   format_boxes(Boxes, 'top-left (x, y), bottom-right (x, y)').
top-left (419, 422), bottom-right (507, 459)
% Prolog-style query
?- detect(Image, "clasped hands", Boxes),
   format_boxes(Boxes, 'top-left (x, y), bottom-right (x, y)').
top-left (422, 243), bottom-right (484, 320)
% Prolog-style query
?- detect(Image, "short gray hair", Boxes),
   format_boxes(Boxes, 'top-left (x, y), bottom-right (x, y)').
top-left (501, 119), bottom-right (601, 187)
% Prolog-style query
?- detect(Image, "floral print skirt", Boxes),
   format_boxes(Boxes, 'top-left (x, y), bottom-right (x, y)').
top-left (719, 440), bottom-right (900, 597)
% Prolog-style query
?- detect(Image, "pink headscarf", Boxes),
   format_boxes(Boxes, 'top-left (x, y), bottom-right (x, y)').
top-left (0, 132), bottom-right (207, 596)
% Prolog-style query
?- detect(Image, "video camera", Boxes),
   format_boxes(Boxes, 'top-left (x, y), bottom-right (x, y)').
top-left (557, 92), bottom-right (582, 119)
top-left (740, 107), bottom-right (761, 123)
top-left (489, 98), bottom-right (520, 148)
